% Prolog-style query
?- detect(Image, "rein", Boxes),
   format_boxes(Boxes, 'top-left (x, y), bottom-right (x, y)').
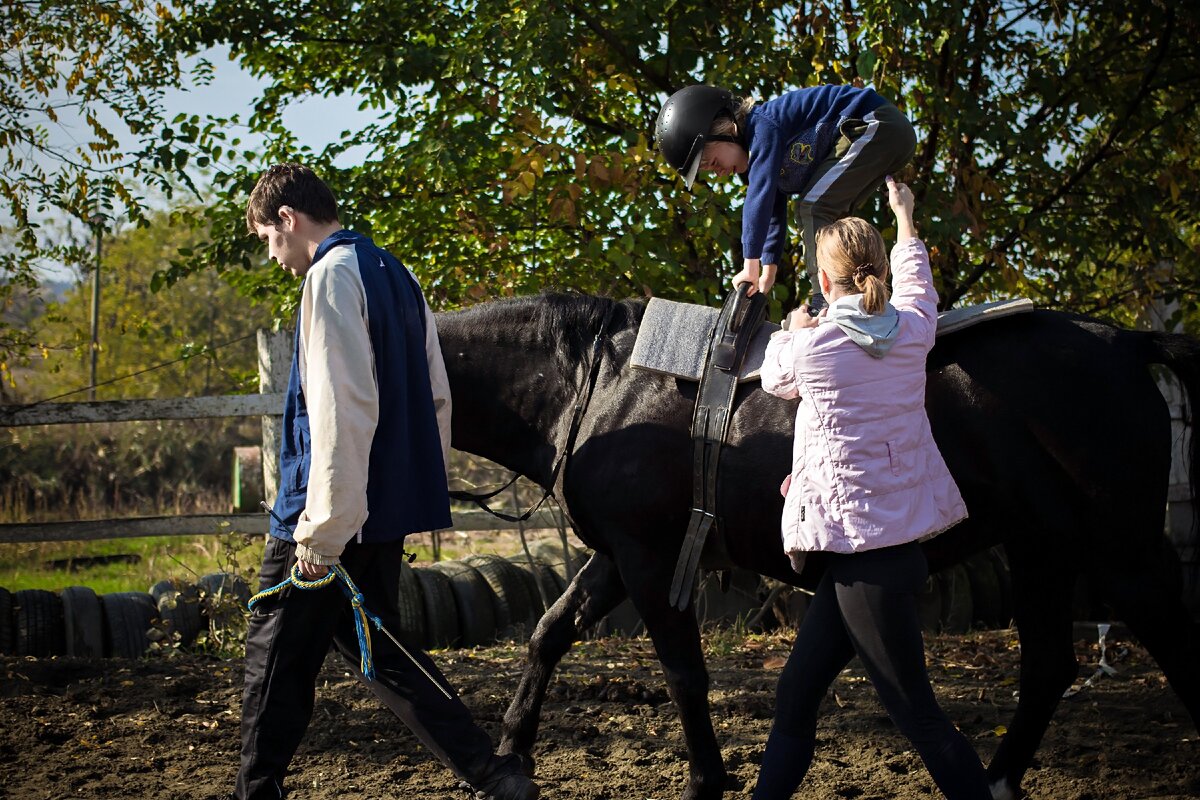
top-left (448, 302), bottom-right (617, 524)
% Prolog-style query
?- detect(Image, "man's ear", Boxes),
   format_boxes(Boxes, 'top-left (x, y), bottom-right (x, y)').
top-left (277, 205), bottom-right (297, 230)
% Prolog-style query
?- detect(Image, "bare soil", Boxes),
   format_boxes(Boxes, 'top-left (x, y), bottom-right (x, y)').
top-left (1, 628), bottom-right (1196, 800)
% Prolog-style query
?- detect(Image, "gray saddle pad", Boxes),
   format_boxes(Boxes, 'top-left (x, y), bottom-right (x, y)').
top-left (630, 297), bottom-right (1035, 383)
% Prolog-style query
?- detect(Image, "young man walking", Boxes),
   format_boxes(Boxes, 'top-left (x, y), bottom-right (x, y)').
top-left (234, 163), bottom-right (537, 800)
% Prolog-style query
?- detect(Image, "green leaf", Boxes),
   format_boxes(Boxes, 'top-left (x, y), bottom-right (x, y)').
top-left (856, 49), bottom-right (877, 79)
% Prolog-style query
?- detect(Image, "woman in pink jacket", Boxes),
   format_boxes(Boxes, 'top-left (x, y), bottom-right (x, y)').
top-left (753, 178), bottom-right (991, 799)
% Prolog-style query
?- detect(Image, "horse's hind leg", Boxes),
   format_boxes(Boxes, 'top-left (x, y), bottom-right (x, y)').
top-left (617, 558), bottom-right (726, 800)
top-left (987, 549), bottom-right (1080, 800)
top-left (1093, 551), bottom-right (1200, 731)
top-left (498, 552), bottom-right (627, 769)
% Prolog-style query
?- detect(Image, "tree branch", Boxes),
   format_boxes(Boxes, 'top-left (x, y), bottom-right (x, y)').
top-left (945, 9), bottom-right (1177, 306)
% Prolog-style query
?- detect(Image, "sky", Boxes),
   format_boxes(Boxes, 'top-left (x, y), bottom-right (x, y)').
top-left (33, 45), bottom-right (377, 281)
top-left (160, 46), bottom-right (378, 162)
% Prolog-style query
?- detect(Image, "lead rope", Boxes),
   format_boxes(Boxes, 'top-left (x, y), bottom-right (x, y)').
top-left (248, 564), bottom-right (385, 679)
top-left (253, 504), bottom-right (452, 697)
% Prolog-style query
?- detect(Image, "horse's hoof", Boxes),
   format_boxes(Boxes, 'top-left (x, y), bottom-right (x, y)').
top-left (680, 773), bottom-right (729, 800)
top-left (495, 744), bottom-right (536, 777)
top-left (989, 777), bottom-right (1022, 800)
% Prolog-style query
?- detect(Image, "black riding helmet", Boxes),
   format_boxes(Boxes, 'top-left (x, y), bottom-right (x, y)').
top-left (654, 85), bottom-right (742, 189)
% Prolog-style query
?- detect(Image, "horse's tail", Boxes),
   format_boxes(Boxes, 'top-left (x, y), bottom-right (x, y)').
top-left (1142, 330), bottom-right (1200, 539)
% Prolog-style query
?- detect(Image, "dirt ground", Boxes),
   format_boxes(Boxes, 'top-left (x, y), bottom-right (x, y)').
top-left (1, 627), bottom-right (1196, 800)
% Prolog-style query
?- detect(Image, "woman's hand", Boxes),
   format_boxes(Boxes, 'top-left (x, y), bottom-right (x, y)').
top-left (886, 176), bottom-right (916, 241)
top-left (783, 305), bottom-right (822, 331)
top-left (886, 175), bottom-right (913, 215)
top-left (731, 259), bottom-right (777, 296)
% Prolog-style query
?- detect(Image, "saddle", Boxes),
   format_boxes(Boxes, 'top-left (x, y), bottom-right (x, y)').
top-left (632, 294), bottom-right (1035, 611)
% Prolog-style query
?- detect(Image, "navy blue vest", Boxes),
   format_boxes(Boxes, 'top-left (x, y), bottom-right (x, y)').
top-left (270, 230), bottom-right (452, 543)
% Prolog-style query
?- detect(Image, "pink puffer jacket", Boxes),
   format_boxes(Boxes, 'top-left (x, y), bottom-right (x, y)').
top-left (761, 238), bottom-right (967, 556)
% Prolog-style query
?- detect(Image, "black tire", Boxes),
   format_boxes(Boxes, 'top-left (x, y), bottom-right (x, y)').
top-left (504, 556), bottom-right (546, 616)
top-left (149, 578), bottom-right (178, 603)
top-left (61, 586), bottom-right (105, 658)
top-left (393, 560), bottom-right (427, 647)
top-left (150, 579), bottom-right (204, 647)
top-left (464, 554), bottom-right (535, 638)
top-left (0, 587), bottom-right (14, 655)
top-left (100, 591), bottom-right (157, 658)
top-left (196, 573), bottom-right (251, 608)
top-left (506, 555), bottom-right (563, 613)
top-left (197, 573), bottom-right (251, 631)
top-left (601, 599), bottom-right (644, 637)
top-left (543, 564), bottom-right (566, 595)
top-left (414, 566), bottom-right (460, 650)
top-left (938, 565), bottom-right (974, 634)
top-left (13, 589), bottom-right (66, 657)
top-left (428, 560), bottom-right (498, 648)
top-left (963, 553), bottom-right (1003, 629)
top-left (527, 540), bottom-right (588, 585)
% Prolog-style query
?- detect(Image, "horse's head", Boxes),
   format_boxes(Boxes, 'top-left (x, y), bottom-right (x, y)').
top-left (435, 292), bottom-right (641, 481)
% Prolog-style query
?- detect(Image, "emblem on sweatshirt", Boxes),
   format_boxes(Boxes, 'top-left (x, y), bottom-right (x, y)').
top-left (787, 141), bottom-right (814, 166)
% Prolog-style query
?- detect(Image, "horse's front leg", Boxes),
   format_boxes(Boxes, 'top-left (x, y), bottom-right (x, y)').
top-left (619, 555), bottom-right (727, 800)
top-left (499, 552), bottom-right (627, 771)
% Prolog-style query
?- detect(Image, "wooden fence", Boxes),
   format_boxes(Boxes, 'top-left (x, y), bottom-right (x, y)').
top-left (0, 330), bottom-right (563, 545)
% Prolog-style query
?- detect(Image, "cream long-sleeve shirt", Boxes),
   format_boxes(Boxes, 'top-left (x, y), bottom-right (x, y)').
top-left (291, 244), bottom-right (452, 565)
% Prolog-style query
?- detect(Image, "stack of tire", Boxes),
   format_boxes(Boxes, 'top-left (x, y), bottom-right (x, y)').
top-left (0, 572), bottom-right (251, 659)
top-left (0, 544), bottom-right (590, 659)
top-left (402, 544), bottom-right (584, 650)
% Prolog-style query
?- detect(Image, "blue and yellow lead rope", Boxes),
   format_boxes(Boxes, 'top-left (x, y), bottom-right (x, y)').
top-left (248, 563), bottom-right (385, 681)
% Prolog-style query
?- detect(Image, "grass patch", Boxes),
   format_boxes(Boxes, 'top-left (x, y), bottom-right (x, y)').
top-left (0, 528), bottom-right (587, 596)
top-left (0, 533), bottom-right (265, 594)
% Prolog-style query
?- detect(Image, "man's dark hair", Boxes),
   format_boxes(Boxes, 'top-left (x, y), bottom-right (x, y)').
top-left (246, 163), bottom-right (340, 232)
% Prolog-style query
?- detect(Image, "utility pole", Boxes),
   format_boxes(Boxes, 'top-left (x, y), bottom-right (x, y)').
top-left (88, 215), bottom-right (103, 401)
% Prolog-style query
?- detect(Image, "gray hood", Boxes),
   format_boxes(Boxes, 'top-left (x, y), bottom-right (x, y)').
top-left (824, 294), bottom-right (900, 358)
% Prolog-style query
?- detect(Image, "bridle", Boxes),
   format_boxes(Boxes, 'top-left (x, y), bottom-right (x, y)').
top-left (448, 302), bottom-right (618, 525)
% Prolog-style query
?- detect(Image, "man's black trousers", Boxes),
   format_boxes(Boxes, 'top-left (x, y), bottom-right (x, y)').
top-left (235, 536), bottom-right (503, 799)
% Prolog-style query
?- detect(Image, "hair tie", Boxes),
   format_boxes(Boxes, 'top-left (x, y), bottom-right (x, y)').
top-left (852, 263), bottom-right (874, 281)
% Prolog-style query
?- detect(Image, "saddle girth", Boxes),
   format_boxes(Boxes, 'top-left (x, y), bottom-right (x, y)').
top-left (668, 284), bottom-right (769, 611)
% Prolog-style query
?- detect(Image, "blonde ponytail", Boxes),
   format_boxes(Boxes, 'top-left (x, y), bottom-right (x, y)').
top-left (853, 269), bottom-right (889, 315)
top-left (815, 218), bottom-right (890, 314)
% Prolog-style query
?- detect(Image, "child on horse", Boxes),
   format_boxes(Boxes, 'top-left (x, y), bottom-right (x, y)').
top-left (654, 84), bottom-right (915, 312)
top-left (752, 178), bottom-right (991, 799)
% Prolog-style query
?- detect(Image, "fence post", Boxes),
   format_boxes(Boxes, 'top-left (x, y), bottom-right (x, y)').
top-left (258, 328), bottom-right (293, 506)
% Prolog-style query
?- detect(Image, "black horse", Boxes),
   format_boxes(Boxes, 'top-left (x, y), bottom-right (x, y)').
top-left (436, 293), bottom-right (1200, 800)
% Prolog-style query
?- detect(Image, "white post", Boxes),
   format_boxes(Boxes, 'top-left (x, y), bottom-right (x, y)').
top-left (257, 328), bottom-right (293, 506)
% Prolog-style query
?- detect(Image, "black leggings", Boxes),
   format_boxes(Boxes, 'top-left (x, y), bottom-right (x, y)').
top-left (752, 542), bottom-right (991, 800)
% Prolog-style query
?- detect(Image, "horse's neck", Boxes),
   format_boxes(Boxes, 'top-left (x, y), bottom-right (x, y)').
top-left (442, 320), bottom-right (576, 488)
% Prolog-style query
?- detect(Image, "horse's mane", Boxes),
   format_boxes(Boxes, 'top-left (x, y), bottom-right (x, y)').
top-left (467, 291), bottom-right (646, 369)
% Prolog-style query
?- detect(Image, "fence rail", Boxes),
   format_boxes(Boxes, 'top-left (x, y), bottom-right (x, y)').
top-left (0, 395), bottom-right (285, 427)
top-left (0, 508), bottom-right (565, 545)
